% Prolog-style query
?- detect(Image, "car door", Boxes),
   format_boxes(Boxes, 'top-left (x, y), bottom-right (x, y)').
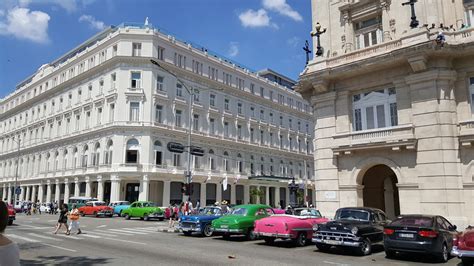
top-left (83, 202), bottom-right (91, 215)
top-left (128, 203), bottom-right (136, 216)
top-left (132, 203), bottom-right (142, 217)
top-left (438, 216), bottom-right (456, 250)
top-left (374, 211), bottom-right (387, 243)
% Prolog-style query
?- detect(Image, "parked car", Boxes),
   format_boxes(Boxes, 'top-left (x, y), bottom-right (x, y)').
top-left (452, 225), bottom-right (474, 265)
top-left (7, 204), bottom-right (15, 225)
top-left (384, 214), bottom-right (457, 262)
top-left (255, 208), bottom-right (329, 246)
top-left (121, 201), bottom-right (164, 221)
top-left (78, 201), bottom-right (114, 217)
top-left (313, 207), bottom-right (387, 256)
top-left (179, 206), bottom-right (223, 237)
top-left (39, 203), bottom-right (51, 213)
top-left (272, 208), bottom-right (286, 215)
top-left (211, 204), bottom-right (273, 240)
top-left (68, 196), bottom-right (98, 211)
top-left (109, 201), bottom-right (130, 217)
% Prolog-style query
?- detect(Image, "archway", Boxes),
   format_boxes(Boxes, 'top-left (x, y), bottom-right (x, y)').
top-left (362, 164), bottom-right (400, 219)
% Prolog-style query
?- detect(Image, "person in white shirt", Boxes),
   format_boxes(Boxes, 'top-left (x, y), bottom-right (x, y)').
top-left (0, 201), bottom-right (20, 266)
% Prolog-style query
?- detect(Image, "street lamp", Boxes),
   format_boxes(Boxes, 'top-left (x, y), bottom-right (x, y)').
top-left (402, 0), bottom-right (419, 29)
top-left (288, 177), bottom-right (298, 208)
top-left (311, 22), bottom-right (327, 57)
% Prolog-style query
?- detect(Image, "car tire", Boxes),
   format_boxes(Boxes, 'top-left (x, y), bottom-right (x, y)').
top-left (203, 224), bottom-right (213, 237)
top-left (80, 212), bottom-right (85, 217)
top-left (263, 237), bottom-right (275, 245)
top-left (144, 214), bottom-right (150, 221)
top-left (315, 243), bottom-right (330, 252)
top-left (125, 214), bottom-right (131, 220)
top-left (118, 211), bottom-right (122, 217)
top-left (183, 231), bottom-right (192, 236)
top-left (246, 228), bottom-right (257, 241)
top-left (8, 220), bottom-right (13, 226)
top-left (385, 249), bottom-right (396, 258)
top-left (294, 232), bottom-right (307, 247)
top-left (356, 238), bottom-right (372, 256)
top-left (437, 243), bottom-right (449, 263)
top-left (94, 212), bottom-right (98, 217)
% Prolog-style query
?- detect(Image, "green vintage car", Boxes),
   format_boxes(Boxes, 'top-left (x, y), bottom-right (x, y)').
top-left (121, 201), bottom-right (164, 221)
top-left (211, 204), bottom-right (273, 240)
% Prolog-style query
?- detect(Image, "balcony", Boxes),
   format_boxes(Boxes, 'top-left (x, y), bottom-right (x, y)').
top-left (332, 124), bottom-right (416, 155)
top-left (459, 120), bottom-right (474, 146)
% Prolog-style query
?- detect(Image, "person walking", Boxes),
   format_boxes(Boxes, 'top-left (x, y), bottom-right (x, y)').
top-left (68, 204), bottom-right (82, 235)
top-left (168, 204), bottom-right (176, 228)
top-left (53, 204), bottom-right (69, 235)
top-left (0, 201), bottom-right (20, 266)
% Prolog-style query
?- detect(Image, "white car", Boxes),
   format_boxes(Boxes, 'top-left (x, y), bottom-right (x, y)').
top-left (39, 204), bottom-right (51, 213)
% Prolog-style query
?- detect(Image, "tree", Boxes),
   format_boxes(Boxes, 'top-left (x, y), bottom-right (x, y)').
top-left (249, 187), bottom-right (264, 204)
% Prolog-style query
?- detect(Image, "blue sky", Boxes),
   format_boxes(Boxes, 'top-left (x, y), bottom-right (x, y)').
top-left (0, 0), bottom-right (313, 98)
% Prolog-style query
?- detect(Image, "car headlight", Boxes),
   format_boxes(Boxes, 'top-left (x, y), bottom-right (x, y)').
top-left (313, 224), bottom-right (319, 231)
top-left (351, 227), bottom-right (358, 235)
top-left (195, 220), bottom-right (199, 223)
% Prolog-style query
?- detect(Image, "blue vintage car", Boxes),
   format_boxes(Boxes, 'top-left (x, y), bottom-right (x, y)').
top-left (109, 201), bottom-right (130, 217)
top-left (179, 206), bottom-right (224, 237)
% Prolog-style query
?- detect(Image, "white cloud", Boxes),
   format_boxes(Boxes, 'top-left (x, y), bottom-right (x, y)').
top-left (238, 8), bottom-right (277, 28)
top-left (262, 0), bottom-right (303, 21)
top-left (228, 42), bottom-right (239, 57)
top-left (79, 14), bottom-right (105, 30)
top-left (287, 36), bottom-right (300, 47)
top-left (53, 0), bottom-right (78, 13)
top-left (0, 7), bottom-right (50, 43)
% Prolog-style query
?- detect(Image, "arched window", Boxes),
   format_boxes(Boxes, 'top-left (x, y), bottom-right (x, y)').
top-left (237, 153), bottom-right (243, 173)
top-left (63, 149), bottom-right (68, 169)
top-left (46, 152), bottom-right (51, 172)
top-left (105, 140), bottom-right (113, 165)
top-left (82, 145), bottom-right (89, 168)
top-left (280, 160), bottom-right (286, 175)
top-left (223, 151), bottom-right (229, 172)
top-left (208, 149), bottom-right (215, 170)
top-left (154, 140), bottom-right (163, 166)
top-left (93, 143), bottom-right (100, 166)
top-left (72, 147), bottom-right (78, 169)
top-left (126, 138), bottom-right (139, 164)
top-left (54, 151), bottom-right (59, 171)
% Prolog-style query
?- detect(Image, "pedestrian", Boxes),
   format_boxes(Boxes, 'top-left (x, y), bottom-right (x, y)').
top-left (168, 204), bottom-right (176, 228)
top-left (221, 200), bottom-right (229, 214)
top-left (68, 204), bottom-right (82, 235)
top-left (53, 204), bottom-right (69, 235)
top-left (0, 201), bottom-right (20, 266)
top-left (178, 202), bottom-right (184, 222)
top-left (195, 200), bottom-right (200, 213)
top-left (187, 197), bottom-right (194, 214)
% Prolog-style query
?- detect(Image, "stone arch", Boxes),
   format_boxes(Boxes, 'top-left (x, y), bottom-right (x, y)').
top-left (351, 156), bottom-right (403, 186)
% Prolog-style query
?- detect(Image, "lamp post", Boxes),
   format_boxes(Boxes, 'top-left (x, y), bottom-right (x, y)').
top-left (288, 177), bottom-right (298, 208)
top-left (402, 0), bottom-right (419, 29)
top-left (311, 22), bottom-right (327, 57)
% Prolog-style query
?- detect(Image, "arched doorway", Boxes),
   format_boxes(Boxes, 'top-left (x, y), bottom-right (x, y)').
top-left (362, 164), bottom-right (400, 219)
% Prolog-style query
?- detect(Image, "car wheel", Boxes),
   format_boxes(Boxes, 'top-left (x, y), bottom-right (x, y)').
top-left (203, 224), bottom-right (213, 237)
top-left (246, 228), bottom-right (257, 241)
top-left (357, 238), bottom-right (372, 256)
top-left (94, 212), bottom-right (98, 217)
top-left (438, 243), bottom-right (449, 263)
top-left (294, 232), bottom-right (307, 247)
top-left (80, 212), bottom-right (85, 217)
top-left (144, 214), bottom-right (149, 221)
top-left (118, 211), bottom-right (122, 217)
top-left (385, 249), bottom-right (396, 258)
top-left (263, 237), bottom-right (275, 245)
top-left (125, 214), bottom-right (131, 220)
top-left (8, 220), bottom-right (13, 226)
top-left (316, 243), bottom-right (330, 252)
top-left (183, 231), bottom-right (192, 236)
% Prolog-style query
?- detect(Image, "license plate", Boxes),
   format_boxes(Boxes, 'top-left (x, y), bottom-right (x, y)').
top-left (324, 240), bottom-right (342, 245)
top-left (221, 225), bottom-right (228, 229)
top-left (260, 232), bottom-right (273, 237)
top-left (399, 233), bottom-right (414, 238)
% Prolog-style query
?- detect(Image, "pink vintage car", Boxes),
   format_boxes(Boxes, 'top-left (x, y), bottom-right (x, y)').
top-left (254, 208), bottom-right (329, 246)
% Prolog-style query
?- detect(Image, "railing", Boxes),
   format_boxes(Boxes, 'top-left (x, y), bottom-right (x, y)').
top-left (333, 124), bottom-right (415, 147)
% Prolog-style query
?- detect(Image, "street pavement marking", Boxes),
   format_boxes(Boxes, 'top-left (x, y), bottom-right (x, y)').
top-left (8, 226), bottom-right (52, 230)
top-left (90, 231), bottom-right (118, 237)
top-left (101, 237), bottom-right (146, 245)
top-left (97, 225), bottom-right (107, 228)
top-left (48, 220), bottom-right (56, 222)
top-left (28, 233), bottom-right (62, 241)
top-left (6, 234), bottom-right (40, 243)
top-left (108, 229), bottom-right (148, 235)
top-left (322, 261), bottom-right (350, 266)
top-left (54, 234), bottom-right (84, 240)
top-left (123, 227), bottom-right (159, 233)
top-left (17, 224), bottom-right (48, 229)
top-left (100, 230), bottom-right (133, 236)
top-left (80, 234), bottom-right (101, 239)
top-left (41, 243), bottom-right (77, 252)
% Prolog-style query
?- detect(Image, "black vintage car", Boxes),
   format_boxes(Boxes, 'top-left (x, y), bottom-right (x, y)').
top-left (312, 207), bottom-right (388, 256)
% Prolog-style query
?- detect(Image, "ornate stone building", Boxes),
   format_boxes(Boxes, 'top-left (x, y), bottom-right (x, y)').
top-left (0, 22), bottom-right (314, 208)
top-left (297, 0), bottom-right (474, 227)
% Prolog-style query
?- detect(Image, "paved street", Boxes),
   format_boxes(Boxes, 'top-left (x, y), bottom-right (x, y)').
top-left (4, 213), bottom-right (461, 266)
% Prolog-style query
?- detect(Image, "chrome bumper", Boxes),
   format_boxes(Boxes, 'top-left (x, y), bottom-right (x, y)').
top-left (312, 231), bottom-right (361, 247)
top-left (255, 232), bottom-right (291, 238)
top-left (451, 247), bottom-right (474, 258)
top-left (212, 228), bottom-right (243, 233)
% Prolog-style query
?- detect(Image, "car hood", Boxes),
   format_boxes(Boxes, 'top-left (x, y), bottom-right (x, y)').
top-left (320, 219), bottom-right (370, 231)
top-left (213, 215), bottom-right (252, 225)
top-left (182, 215), bottom-right (219, 222)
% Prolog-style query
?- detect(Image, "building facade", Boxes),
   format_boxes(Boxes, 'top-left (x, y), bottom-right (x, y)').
top-left (0, 22), bottom-right (314, 208)
top-left (297, 0), bottom-right (474, 227)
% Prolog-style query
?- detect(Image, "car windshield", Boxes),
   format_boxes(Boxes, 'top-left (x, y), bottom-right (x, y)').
top-left (120, 202), bottom-right (130, 205)
top-left (231, 208), bottom-right (248, 216)
top-left (142, 202), bottom-right (156, 207)
top-left (335, 209), bottom-right (369, 221)
top-left (391, 217), bottom-right (433, 227)
top-left (199, 207), bottom-right (221, 215)
top-left (94, 202), bottom-right (106, 206)
top-left (294, 209), bottom-right (322, 217)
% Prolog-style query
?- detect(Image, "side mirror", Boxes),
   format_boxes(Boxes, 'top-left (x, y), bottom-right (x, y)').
top-left (450, 225), bottom-right (457, 231)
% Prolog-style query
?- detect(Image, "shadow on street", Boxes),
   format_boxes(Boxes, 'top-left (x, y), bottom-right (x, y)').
top-left (21, 256), bottom-right (111, 265)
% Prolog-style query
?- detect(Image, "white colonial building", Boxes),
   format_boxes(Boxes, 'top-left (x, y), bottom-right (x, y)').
top-left (297, 0), bottom-right (474, 227)
top-left (0, 22), bottom-right (314, 208)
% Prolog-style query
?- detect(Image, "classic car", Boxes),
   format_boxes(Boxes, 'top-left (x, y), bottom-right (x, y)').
top-left (272, 208), bottom-right (286, 215)
top-left (255, 208), bottom-right (329, 246)
top-left (211, 204), bottom-right (273, 240)
top-left (39, 203), bottom-right (51, 213)
top-left (122, 201), bottom-right (164, 221)
top-left (384, 214), bottom-right (457, 262)
top-left (68, 196), bottom-right (98, 211)
top-left (78, 201), bottom-right (114, 217)
top-left (109, 201), bottom-right (130, 217)
top-left (7, 204), bottom-right (15, 225)
top-left (179, 206), bottom-right (223, 237)
top-left (312, 207), bottom-right (388, 256)
top-left (452, 225), bottom-right (474, 265)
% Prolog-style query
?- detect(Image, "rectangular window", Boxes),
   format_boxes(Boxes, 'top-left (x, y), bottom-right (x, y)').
top-left (390, 103), bottom-right (398, 126)
top-left (111, 73), bottom-right (116, 89)
top-left (175, 109), bottom-right (182, 127)
top-left (224, 122), bottom-right (229, 137)
top-left (193, 114), bottom-right (199, 131)
top-left (269, 91), bottom-right (273, 101)
top-left (354, 17), bottom-right (382, 50)
top-left (260, 130), bottom-right (264, 145)
top-left (129, 102), bottom-right (140, 121)
top-left (260, 87), bottom-right (264, 97)
top-left (109, 103), bottom-right (115, 122)
top-left (157, 46), bottom-right (165, 60)
top-left (209, 118), bottom-right (215, 134)
top-left (210, 94), bottom-right (216, 107)
top-left (237, 103), bottom-right (242, 114)
top-left (250, 128), bottom-right (254, 142)
top-left (376, 105), bottom-right (385, 128)
top-left (224, 99), bottom-right (229, 111)
top-left (156, 76), bottom-right (164, 92)
top-left (260, 109), bottom-right (265, 120)
top-left (112, 45), bottom-right (117, 56)
top-left (173, 154), bottom-right (181, 167)
top-left (132, 43), bottom-right (141, 56)
top-left (193, 91), bottom-right (200, 102)
top-left (237, 125), bottom-right (242, 140)
top-left (155, 105), bottom-right (163, 123)
top-left (131, 72), bottom-right (141, 89)
top-left (97, 108), bottom-right (102, 125)
top-left (155, 150), bottom-right (162, 166)
top-left (352, 89), bottom-right (396, 131)
top-left (176, 83), bottom-right (183, 97)
top-left (76, 115), bottom-right (80, 130)
top-left (250, 83), bottom-right (255, 94)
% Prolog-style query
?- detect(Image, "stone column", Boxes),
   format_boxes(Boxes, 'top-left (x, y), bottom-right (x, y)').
top-left (85, 176), bottom-right (91, 198)
top-left (25, 186), bottom-right (31, 201)
top-left (138, 175), bottom-right (149, 201)
top-left (74, 178), bottom-right (80, 197)
top-left (342, 10), bottom-right (354, 52)
top-left (97, 175), bottom-right (104, 202)
top-left (7, 184), bottom-right (12, 204)
top-left (19, 185), bottom-right (25, 201)
top-left (275, 186), bottom-right (281, 208)
top-left (265, 186), bottom-right (270, 205)
top-left (162, 180), bottom-right (171, 206)
top-left (2, 184), bottom-right (6, 201)
top-left (31, 185), bottom-right (37, 203)
top-left (64, 179), bottom-right (70, 204)
top-left (38, 184), bottom-right (44, 203)
top-left (243, 185), bottom-right (250, 205)
top-left (381, 1), bottom-right (392, 41)
top-left (110, 175), bottom-right (121, 202)
top-left (230, 184), bottom-right (236, 205)
top-left (216, 182), bottom-right (222, 203)
top-left (54, 180), bottom-right (60, 203)
top-left (199, 182), bottom-right (206, 206)
top-left (46, 180), bottom-right (52, 203)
